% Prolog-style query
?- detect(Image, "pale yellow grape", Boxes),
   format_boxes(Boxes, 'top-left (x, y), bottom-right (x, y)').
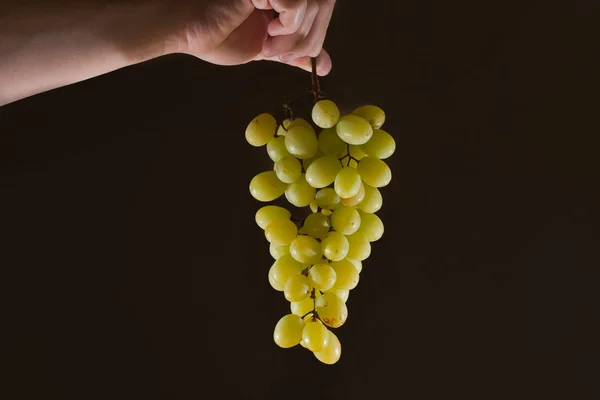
top-left (357, 157), bottom-right (392, 187)
top-left (309, 201), bottom-right (318, 213)
top-left (315, 188), bottom-right (341, 210)
top-left (273, 314), bottom-right (305, 348)
top-left (249, 171), bottom-right (287, 202)
top-left (348, 158), bottom-right (358, 168)
top-left (331, 205), bottom-right (361, 235)
top-left (349, 144), bottom-right (366, 161)
top-left (346, 258), bottom-right (362, 274)
top-left (303, 213), bottom-right (331, 240)
top-left (321, 231), bottom-right (349, 262)
top-left (285, 174), bottom-right (316, 207)
top-left (303, 314), bottom-right (317, 324)
top-left (291, 295), bottom-right (315, 317)
top-left (357, 184), bottom-right (383, 213)
top-left (285, 125), bottom-right (319, 159)
top-left (270, 255), bottom-right (305, 288)
top-left (302, 150), bottom-right (323, 170)
top-left (274, 155), bottom-right (302, 184)
top-left (269, 243), bottom-right (290, 260)
top-left (308, 263), bottom-right (337, 291)
top-left (314, 331), bottom-right (342, 365)
top-left (334, 167), bottom-right (362, 199)
top-left (305, 155), bottom-right (342, 188)
top-left (290, 235), bottom-right (322, 265)
top-left (357, 210), bottom-right (384, 242)
top-left (318, 127), bottom-right (347, 158)
top-left (255, 205), bottom-right (291, 230)
top-left (312, 99), bottom-right (340, 129)
top-left (346, 232), bottom-right (371, 261)
top-left (265, 219), bottom-right (298, 246)
top-left (336, 114), bottom-right (373, 145)
top-left (298, 226), bottom-right (307, 235)
top-left (276, 119), bottom-right (291, 136)
top-left (352, 105), bottom-right (386, 129)
top-left (302, 321), bottom-right (330, 352)
top-left (321, 209), bottom-right (333, 216)
top-left (360, 129), bottom-right (395, 159)
top-left (267, 136), bottom-right (290, 162)
top-left (284, 275), bottom-right (312, 302)
top-left (287, 117), bottom-right (313, 130)
top-left (330, 259), bottom-right (360, 290)
top-left (268, 267), bottom-right (285, 291)
top-left (316, 292), bottom-right (348, 328)
top-left (245, 113), bottom-right (277, 146)
top-left (326, 288), bottom-right (349, 303)
top-left (340, 182), bottom-right (365, 207)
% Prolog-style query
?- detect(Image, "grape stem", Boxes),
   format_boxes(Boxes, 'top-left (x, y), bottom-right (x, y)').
top-left (310, 57), bottom-right (325, 105)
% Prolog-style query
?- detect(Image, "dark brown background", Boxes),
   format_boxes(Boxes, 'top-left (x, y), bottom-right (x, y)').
top-left (2, 1), bottom-right (598, 399)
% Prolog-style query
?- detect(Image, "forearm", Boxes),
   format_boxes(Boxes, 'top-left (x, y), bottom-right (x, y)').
top-left (0, 0), bottom-right (182, 106)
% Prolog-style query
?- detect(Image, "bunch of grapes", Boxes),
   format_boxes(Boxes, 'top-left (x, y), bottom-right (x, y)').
top-left (245, 80), bottom-right (394, 364)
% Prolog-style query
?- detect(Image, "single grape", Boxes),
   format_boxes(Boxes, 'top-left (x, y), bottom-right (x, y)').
top-left (334, 167), bottom-right (362, 199)
top-left (269, 255), bottom-right (305, 289)
top-left (287, 117), bottom-right (313, 130)
top-left (352, 105), bottom-right (386, 129)
top-left (285, 174), bottom-right (316, 208)
top-left (290, 295), bottom-right (315, 317)
top-left (326, 288), bottom-right (350, 303)
top-left (346, 258), bottom-right (362, 274)
top-left (312, 99), bottom-right (340, 129)
top-left (357, 156), bottom-right (392, 187)
top-left (360, 129), bottom-right (395, 159)
top-left (357, 184), bottom-right (383, 213)
top-left (314, 330), bottom-right (342, 365)
top-left (340, 182), bottom-right (365, 207)
top-left (269, 243), bottom-right (290, 260)
top-left (349, 144), bottom-right (366, 161)
top-left (302, 320), bottom-right (330, 352)
top-left (290, 235), bottom-right (323, 265)
top-left (267, 136), bottom-right (290, 162)
top-left (303, 213), bottom-right (331, 239)
top-left (273, 314), bottom-right (305, 348)
top-left (346, 232), bottom-right (371, 261)
top-left (275, 155), bottom-right (302, 184)
top-left (302, 150), bottom-right (324, 170)
top-left (268, 266), bottom-right (285, 291)
top-left (316, 292), bottom-right (348, 328)
top-left (321, 209), bottom-right (333, 216)
top-left (315, 188), bottom-right (341, 210)
top-left (309, 201), bottom-right (318, 213)
top-left (255, 205), bottom-right (291, 230)
top-left (276, 119), bottom-right (291, 136)
top-left (321, 231), bottom-right (349, 262)
top-left (245, 113), bottom-right (277, 147)
top-left (331, 205), bottom-right (361, 235)
top-left (284, 275), bottom-right (312, 302)
top-left (285, 125), bottom-right (319, 159)
top-left (357, 210), bottom-right (384, 242)
top-left (336, 114), bottom-right (373, 145)
top-left (265, 219), bottom-right (298, 246)
top-left (330, 259), bottom-right (360, 290)
top-left (308, 263), bottom-right (337, 291)
top-left (249, 171), bottom-right (287, 202)
top-left (305, 155), bottom-right (342, 188)
top-left (319, 127), bottom-right (347, 158)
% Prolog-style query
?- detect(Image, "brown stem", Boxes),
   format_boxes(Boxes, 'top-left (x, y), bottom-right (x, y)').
top-left (310, 57), bottom-right (324, 104)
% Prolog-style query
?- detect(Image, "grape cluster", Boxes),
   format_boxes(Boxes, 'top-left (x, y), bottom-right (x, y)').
top-left (246, 100), bottom-right (394, 365)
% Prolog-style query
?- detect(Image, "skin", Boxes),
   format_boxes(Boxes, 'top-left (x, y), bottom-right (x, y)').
top-left (0, 0), bottom-right (335, 106)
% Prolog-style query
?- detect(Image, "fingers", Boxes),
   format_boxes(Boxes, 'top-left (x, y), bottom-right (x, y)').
top-left (267, 0), bottom-right (307, 36)
top-left (258, 48), bottom-right (332, 76)
top-left (262, 1), bottom-right (318, 58)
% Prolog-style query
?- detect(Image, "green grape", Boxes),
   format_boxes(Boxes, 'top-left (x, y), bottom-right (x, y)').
top-left (265, 219), bottom-right (298, 246)
top-left (309, 201), bottom-right (318, 213)
top-left (267, 136), bottom-right (290, 162)
top-left (245, 113), bottom-right (277, 147)
top-left (348, 158), bottom-right (358, 168)
top-left (285, 125), bottom-right (319, 159)
top-left (276, 119), bottom-right (291, 136)
top-left (346, 232), bottom-right (371, 261)
top-left (255, 205), bottom-right (291, 230)
top-left (330, 259), bottom-right (360, 290)
top-left (349, 144), bottom-right (366, 161)
top-left (346, 258), bottom-right (362, 274)
top-left (302, 150), bottom-right (323, 170)
top-left (302, 320), bottom-right (330, 352)
top-left (287, 117), bottom-right (313, 130)
top-left (290, 235), bottom-right (322, 265)
top-left (321, 209), bottom-right (333, 216)
top-left (249, 171), bottom-right (287, 202)
top-left (290, 295), bottom-right (315, 317)
top-left (305, 155), bottom-right (342, 188)
top-left (316, 292), bottom-right (348, 328)
top-left (270, 255), bottom-right (305, 289)
top-left (360, 129), bottom-right (395, 159)
top-left (314, 330), bottom-right (342, 365)
top-left (357, 210), bottom-right (384, 242)
top-left (274, 155), bottom-right (302, 184)
top-left (357, 156), bottom-right (392, 187)
top-left (340, 182), bottom-right (365, 207)
top-left (336, 114), bottom-right (373, 145)
top-left (352, 105), bottom-right (386, 129)
top-left (331, 205), bottom-right (361, 235)
top-left (318, 127), bottom-right (347, 158)
top-left (303, 213), bottom-right (331, 239)
top-left (269, 243), bottom-right (290, 260)
top-left (321, 231), bottom-right (349, 261)
top-left (268, 267), bottom-right (285, 291)
top-left (308, 263), bottom-right (337, 291)
top-left (315, 188), bottom-right (341, 210)
top-left (285, 174), bottom-right (316, 207)
top-left (273, 314), bottom-right (305, 348)
top-left (284, 275), bottom-right (312, 302)
top-left (326, 288), bottom-right (349, 303)
top-left (312, 100), bottom-right (340, 129)
top-left (357, 184), bottom-right (383, 213)
top-left (334, 167), bottom-right (362, 199)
